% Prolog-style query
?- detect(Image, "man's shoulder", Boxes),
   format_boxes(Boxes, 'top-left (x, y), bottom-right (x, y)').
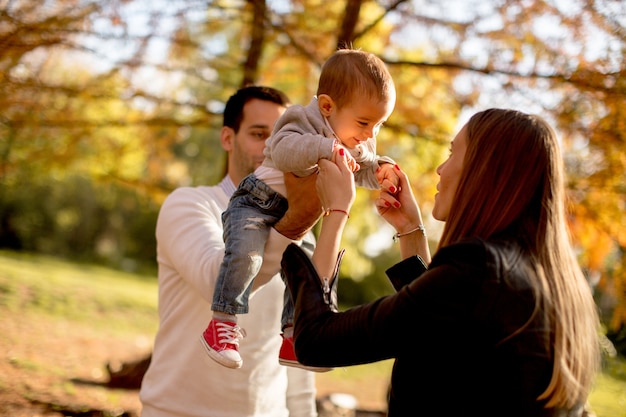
top-left (159, 185), bottom-right (228, 215)
top-left (164, 184), bottom-right (223, 201)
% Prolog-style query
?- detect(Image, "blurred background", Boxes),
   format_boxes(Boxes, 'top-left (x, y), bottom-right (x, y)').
top-left (0, 0), bottom-right (624, 350)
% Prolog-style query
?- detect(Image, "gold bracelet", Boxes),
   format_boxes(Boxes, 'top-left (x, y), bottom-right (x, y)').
top-left (323, 208), bottom-right (350, 218)
top-left (392, 224), bottom-right (426, 242)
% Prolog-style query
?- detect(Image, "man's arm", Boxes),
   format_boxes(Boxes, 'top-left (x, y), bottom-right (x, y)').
top-left (155, 187), bottom-right (230, 301)
top-left (252, 172), bottom-right (322, 290)
top-left (275, 171), bottom-right (322, 239)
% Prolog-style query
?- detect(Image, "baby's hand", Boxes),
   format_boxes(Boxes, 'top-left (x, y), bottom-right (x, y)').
top-left (333, 142), bottom-right (360, 172)
top-left (377, 163), bottom-right (400, 194)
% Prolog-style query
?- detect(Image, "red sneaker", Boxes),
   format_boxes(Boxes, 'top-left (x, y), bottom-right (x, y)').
top-left (279, 334), bottom-right (332, 372)
top-left (201, 319), bottom-right (246, 369)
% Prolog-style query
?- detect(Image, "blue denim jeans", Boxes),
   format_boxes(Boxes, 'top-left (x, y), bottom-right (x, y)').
top-left (212, 174), bottom-right (289, 316)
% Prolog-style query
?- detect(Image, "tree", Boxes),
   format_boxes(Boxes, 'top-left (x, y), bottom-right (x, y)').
top-left (1, 0), bottom-right (624, 328)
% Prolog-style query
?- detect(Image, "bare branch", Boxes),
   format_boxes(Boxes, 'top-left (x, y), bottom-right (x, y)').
top-left (387, 59), bottom-right (625, 95)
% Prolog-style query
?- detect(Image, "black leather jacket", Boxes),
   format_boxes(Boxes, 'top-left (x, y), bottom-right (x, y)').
top-left (281, 238), bottom-right (586, 417)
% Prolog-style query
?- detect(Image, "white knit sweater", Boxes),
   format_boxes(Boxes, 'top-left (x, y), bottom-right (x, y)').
top-left (139, 181), bottom-right (317, 417)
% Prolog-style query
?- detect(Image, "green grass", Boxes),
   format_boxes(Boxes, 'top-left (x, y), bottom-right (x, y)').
top-left (589, 356), bottom-right (626, 417)
top-left (0, 250), bottom-right (625, 416)
top-left (0, 249), bottom-right (158, 335)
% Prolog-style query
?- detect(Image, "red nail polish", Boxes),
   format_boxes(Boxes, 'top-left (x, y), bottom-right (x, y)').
top-left (389, 186), bottom-right (397, 193)
top-left (394, 164), bottom-right (400, 170)
top-left (385, 201), bottom-right (390, 207)
top-left (393, 202), bottom-right (400, 208)
top-left (339, 148), bottom-right (345, 156)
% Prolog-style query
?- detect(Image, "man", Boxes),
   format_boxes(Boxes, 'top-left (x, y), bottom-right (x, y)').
top-left (140, 86), bottom-right (320, 417)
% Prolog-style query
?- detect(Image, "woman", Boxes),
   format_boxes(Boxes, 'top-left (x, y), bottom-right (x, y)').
top-left (281, 109), bottom-right (600, 416)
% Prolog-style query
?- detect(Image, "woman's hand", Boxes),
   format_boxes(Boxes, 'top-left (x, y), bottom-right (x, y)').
top-left (316, 148), bottom-right (356, 215)
top-left (313, 149), bottom-right (356, 280)
top-left (375, 164), bottom-right (431, 262)
top-left (374, 165), bottom-right (421, 231)
top-left (376, 163), bottom-right (400, 195)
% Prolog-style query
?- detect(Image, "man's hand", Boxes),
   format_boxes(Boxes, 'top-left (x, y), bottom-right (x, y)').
top-left (274, 172), bottom-right (323, 240)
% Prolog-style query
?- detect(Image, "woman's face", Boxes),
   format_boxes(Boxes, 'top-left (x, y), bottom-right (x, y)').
top-left (433, 124), bottom-right (468, 221)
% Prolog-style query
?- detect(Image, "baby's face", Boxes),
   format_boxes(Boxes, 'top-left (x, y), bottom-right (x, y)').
top-left (327, 96), bottom-right (394, 149)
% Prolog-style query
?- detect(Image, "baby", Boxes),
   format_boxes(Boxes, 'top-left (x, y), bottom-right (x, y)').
top-left (202, 48), bottom-right (399, 369)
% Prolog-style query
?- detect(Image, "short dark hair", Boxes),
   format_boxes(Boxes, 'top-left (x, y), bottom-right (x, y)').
top-left (223, 86), bottom-right (291, 132)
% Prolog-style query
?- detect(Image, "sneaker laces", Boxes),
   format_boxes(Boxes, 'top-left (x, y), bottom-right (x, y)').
top-left (216, 322), bottom-right (246, 346)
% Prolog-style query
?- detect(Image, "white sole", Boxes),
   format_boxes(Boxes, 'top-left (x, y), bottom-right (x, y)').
top-left (278, 358), bottom-right (332, 373)
top-left (200, 335), bottom-right (243, 369)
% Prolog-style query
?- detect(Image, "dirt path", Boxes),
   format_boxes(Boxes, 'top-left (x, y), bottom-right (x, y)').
top-left (0, 309), bottom-right (149, 416)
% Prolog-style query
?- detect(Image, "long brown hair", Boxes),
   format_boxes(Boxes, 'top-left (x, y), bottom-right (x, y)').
top-left (439, 108), bottom-right (599, 407)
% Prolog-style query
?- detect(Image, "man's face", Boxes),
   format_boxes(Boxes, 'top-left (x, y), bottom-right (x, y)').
top-left (225, 98), bottom-right (286, 184)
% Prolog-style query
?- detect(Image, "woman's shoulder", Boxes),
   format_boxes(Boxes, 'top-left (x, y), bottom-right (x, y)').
top-left (432, 237), bottom-right (529, 281)
top-left (433, 238), bottom-right (537, 324)
top-left (430, 237), bottom-right (490, 269)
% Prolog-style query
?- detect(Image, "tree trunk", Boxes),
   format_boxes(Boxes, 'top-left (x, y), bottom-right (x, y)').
top-left (241, 0), bottom-right (267, 87)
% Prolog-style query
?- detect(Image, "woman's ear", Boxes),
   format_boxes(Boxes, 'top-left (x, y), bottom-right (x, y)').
top-left (317, 94), bottom-right (335, 117)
